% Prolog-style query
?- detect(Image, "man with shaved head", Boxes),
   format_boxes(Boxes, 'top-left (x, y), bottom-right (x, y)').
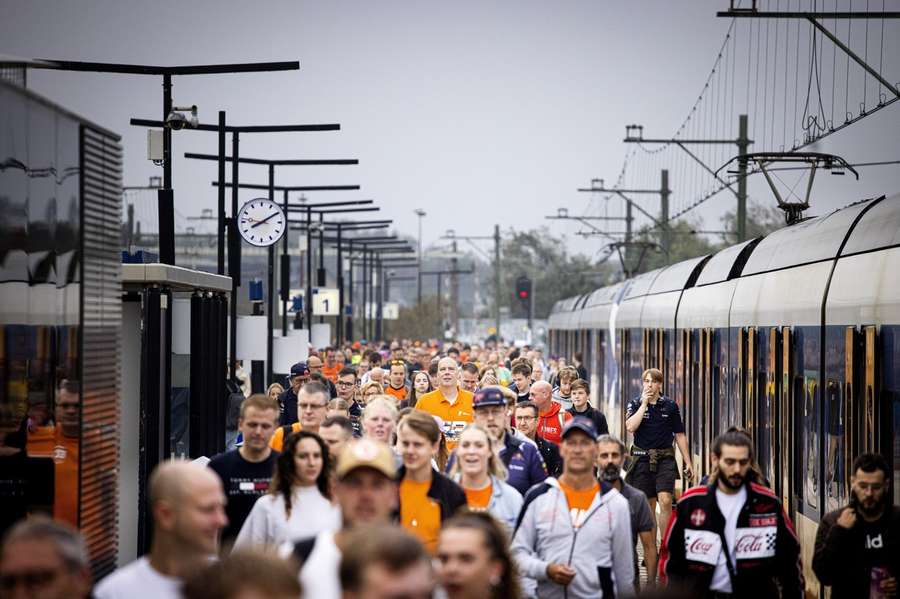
top-left (414, 356), bottom-right (474, 450)
top-left (530, 379), bottom-right (572, 445)
top-left (94, 461), bottom-right (228, 599)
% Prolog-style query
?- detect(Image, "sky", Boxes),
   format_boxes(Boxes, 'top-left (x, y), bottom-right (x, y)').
top-left (2, 0), bottom-right (898, 260)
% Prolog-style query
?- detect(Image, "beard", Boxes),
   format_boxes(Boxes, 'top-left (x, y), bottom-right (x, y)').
top-left (853, 488), bottom-right (887, 517)
top-left (600, 463), bottom-right (621, 483)
top-left (719, 470), bottom-right (746, 491)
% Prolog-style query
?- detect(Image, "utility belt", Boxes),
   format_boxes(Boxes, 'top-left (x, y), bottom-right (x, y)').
top-left (627, 445), bottom-right (676, 474)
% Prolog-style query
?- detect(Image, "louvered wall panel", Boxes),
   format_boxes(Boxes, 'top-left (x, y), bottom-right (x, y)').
top-left (79, 126), bottom-right (122, 580)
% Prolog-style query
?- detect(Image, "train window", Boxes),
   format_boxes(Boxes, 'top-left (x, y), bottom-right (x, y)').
top-left (875, 325), bottom-right (899, 505)
top-left (864, 327), bottom-right (877, 454)
top-left (756, 329), bottom-right (771, 485)
top-left (780, 326), bottom-right (793, 511)
top-left (805, 378), bottom-right (820, 510)
top-left (824, 379), bottom-right (846, 512)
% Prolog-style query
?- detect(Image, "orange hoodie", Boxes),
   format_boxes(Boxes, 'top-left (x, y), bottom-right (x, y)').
top-left (536, 401), bottom-right (572, 445)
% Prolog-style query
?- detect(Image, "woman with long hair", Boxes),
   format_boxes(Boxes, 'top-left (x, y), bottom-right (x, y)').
top-left (396, 410), bottom-right (466, 554)
top-left (449, 424), bottom-right (522, 534)
top-left (233, 431), bottom-right (339, 549)
top-left (435, 511), bottom-right (522, 599)
top-left (401, 370), bottom-right (432, 409)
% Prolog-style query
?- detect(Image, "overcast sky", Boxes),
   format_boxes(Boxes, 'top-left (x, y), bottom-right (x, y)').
top-left (3, 0), bottom-right (898, 259)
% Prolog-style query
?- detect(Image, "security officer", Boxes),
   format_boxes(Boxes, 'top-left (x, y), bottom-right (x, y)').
top-left (625, 367), bottom-right (693, 539)
top-left (278, 362), bottom-right (310, 426)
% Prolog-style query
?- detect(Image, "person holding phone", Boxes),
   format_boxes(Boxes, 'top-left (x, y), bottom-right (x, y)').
top-left (813, 453), bottom-right (899, 599)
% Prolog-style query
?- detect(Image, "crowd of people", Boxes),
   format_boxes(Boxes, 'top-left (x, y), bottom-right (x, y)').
top-left (1, 339), bottom-right (897, 598)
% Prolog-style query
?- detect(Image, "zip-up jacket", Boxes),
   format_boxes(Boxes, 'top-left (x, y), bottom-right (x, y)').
top-left (536, 402), bottom-right (573, 445)
top-left (512, 478), bottom-right (634, 599)
top-left (659, 481), bottom-right (804, 598)
top-left (499, 431), bottom-right (548, 495)
top-left (451, 474), bottom-right (523, 535)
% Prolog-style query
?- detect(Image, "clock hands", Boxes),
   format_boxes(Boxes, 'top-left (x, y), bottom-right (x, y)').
top-left (250, 211), bottom-right (281, 229)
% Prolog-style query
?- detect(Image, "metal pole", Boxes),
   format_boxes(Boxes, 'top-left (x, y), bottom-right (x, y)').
top-left (336, 224), bottom-right (344, 343)
top-left (493, 224), bottom-right (501, 340)
top-left (305, 206), bottom-right (312, 329)
top-left (217, 111), bottom-right (226, 275)
top-left (375, 255), bottom-right (384, 341)
top-left (437, 273), bottom-right (443, 334)
top-left (159, 74), bottom-right (175, 265)
top-left (228, 131), bottom-right (240, 379)
top-left (416, 211), bottom-right (423, 305)
top-left (737, 114), bottom-right (749, 242)
top-left (450, 240), bottom-right (459, 335)
top-left (346, 240), bottom-right (354, 341)
top-left (267, 164), bottom-right (275, 385)
top-left (318, 213), bottom-right (325, 325)
top-left (281, 189), bottom-right (289, 336)
top-left (660, 169), bottom-right (671, 261)
top-left (625, 200), bottom-right (633, 272)
top-left (361, 249), bottom-right (368, 340)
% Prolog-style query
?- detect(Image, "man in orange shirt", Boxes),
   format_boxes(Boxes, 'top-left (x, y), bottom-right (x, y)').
top-left (530, 380), bottom-right (572, 445)
top-left (415, 357), bottom-right (474, 450)
top-left (269, 381), bottom-right (330, 452)
top-left (321, 347), bottom-right (341, 383)
top-left (384, 359), bottom-right (410, 404)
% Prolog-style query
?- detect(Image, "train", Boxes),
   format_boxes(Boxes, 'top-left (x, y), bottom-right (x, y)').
top-left (547, 192), bottom-right (900, 596)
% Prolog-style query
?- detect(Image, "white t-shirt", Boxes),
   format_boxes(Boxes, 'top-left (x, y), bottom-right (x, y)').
top-left (233, 485), bottom-right (340, 550)
top-left (93, 556), bottom-right (181, 599)
top-left (297, 531), bottom-right (343, 599)
top-left (709, 485), bottom-right (747, 592)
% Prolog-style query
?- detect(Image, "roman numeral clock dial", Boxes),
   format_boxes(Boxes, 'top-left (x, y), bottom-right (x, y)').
top-left (237, 198), bottom-right (286, 247)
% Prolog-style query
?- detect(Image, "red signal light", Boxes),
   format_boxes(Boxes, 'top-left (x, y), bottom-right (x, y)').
top-left (519, 290), bottom-right (528, 299)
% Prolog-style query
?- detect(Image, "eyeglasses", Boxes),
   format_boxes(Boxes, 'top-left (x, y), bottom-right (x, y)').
top-left (298, 402), bottom-right (328, 411)
top-left (0, 569), bottom-right (58, 592)
top-left (337, 380), bottom-right (355, 387)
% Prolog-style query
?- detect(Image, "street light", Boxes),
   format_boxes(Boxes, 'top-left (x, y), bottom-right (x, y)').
top-left (414, 208), bottom-right (426, 305)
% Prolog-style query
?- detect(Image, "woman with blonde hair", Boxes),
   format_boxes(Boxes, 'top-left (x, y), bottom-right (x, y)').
top-left (361, 395), bottom-right (398, 445)
top-left (265, 382), bottom-right (284, 401)
top-left (357, 380), bottom-right (383, 405)
top-left (449, 423), bottom-right (522, 534)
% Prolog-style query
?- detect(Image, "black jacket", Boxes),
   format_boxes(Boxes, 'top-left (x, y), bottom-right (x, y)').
top-left (278, 387), bottom-right (299, 426)
top-left (812, 505), bottom-right (900, 599)
top-left (660, 481), bottom-right (804, 598)
top-left (534, 435), bottom-right (563, 477)
top-left (396, 466), bottom-right (467, 522)
top-left (566, 404), bottom-right (609, 436)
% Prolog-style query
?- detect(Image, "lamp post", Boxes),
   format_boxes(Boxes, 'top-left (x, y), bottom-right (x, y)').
top-left (414, 208), bottom-right (426, 305)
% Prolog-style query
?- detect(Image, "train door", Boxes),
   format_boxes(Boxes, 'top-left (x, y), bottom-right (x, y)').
top-left (700, 328), bottom-right (713, 473)
top-left (780, 327), bottom-right (794, 515)
top-left (744, 327), bottom-right (757, 434)
top-left (715, 328), bottom-right (729, 435)
top-left (758, 328), bottom-right (779, 488)
top-left (689, 329), bottom-right (702, 472)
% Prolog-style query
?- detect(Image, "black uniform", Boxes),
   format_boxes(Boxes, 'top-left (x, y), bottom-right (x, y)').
top-left (208, 449), bottom-right (279, 545)
top-left (278, 387), bottom-right (299, 426)
top-left (625, 394), bottom-right (684, 497)
top-left (813, 505), bottom-right (900, 599)
top-left (660, 481), bottom-right (804, 598)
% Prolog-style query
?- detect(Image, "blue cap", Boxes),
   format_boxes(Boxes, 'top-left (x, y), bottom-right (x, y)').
top-left (473, 387), bottom-right (507, 409)
top-left (562, 416), bottom-right (598, 441)
top-left (291, 362), bottom-right (310, 377)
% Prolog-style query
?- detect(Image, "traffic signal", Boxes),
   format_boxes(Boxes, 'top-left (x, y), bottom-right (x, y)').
top-left (515, 275), bottom-right (532, 318)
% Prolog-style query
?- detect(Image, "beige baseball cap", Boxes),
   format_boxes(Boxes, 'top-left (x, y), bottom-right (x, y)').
top-left (335, 438), bottom-right (397, 480)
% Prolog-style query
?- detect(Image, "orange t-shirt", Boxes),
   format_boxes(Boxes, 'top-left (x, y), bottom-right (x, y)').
top-left (269, 422), bottom-right (301, 452)
top-left (463, 483), bottom-right (492, 511)
top-left (400, 477), bottom-right (442, 554)
top-left (415, 387), bottom-right (474, 450)
top-left (385, 384), bottom-right (408, 403)
top-left (559, 480), bottom-right (599, 529)
top-left (321, 364), bottom-right (340, 383)
top-left (27, 425), bottom-right (79, 526)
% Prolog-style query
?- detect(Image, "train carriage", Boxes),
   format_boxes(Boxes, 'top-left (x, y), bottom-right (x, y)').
top-left (548, 193), bottom-right (900, 598)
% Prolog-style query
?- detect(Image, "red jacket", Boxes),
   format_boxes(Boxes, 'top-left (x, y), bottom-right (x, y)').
top-left (535, 401), bottom-right (572, 445)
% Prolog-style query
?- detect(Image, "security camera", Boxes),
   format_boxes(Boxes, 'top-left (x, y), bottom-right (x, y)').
top-left (165, 105), bottom-right (198, 130)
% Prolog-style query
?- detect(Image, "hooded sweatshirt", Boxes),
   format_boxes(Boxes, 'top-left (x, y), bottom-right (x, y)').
top-left (535, 401), bottom-right (572, 445)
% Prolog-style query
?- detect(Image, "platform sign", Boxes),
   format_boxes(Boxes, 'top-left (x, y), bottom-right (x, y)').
top-left (312, 288), bottom-right (339, 316)
top-left (383, 302), bottom-right (399, 320)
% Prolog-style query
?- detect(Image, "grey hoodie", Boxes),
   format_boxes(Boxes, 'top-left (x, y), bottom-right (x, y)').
top-left (512, 478), bottom-right (634, 599)
top-left (452, 474), bottom-right (523, 536)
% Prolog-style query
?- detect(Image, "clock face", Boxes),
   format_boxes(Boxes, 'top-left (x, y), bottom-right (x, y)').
top-left (238, 199), bottom-right (286, 247)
